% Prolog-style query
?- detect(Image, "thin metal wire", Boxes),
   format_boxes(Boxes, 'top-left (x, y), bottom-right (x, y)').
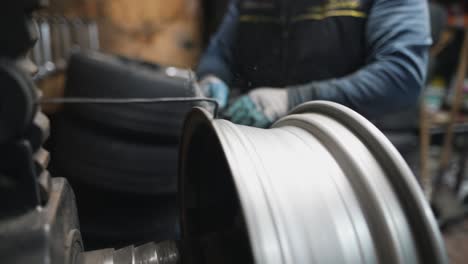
top-left (37, 97), bottom-right (219, 118)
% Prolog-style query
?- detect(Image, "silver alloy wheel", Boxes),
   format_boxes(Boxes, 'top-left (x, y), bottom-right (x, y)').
top-left (179, 101), bottom-right (447, 264)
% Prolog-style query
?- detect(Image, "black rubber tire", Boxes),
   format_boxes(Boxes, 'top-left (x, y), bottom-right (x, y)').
top-left (114, 54), bottom-right (163, 72)
top-left (64, 51), bottom-right (200, 140)
top-left (51, 116), bottom-right (178, 195)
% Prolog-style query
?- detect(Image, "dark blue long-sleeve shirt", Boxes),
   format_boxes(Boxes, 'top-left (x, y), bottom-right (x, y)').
top-left (197, 0), bottom-right (431, 118)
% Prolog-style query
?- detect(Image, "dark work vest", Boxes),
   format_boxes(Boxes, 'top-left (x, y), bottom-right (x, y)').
top-left (234, 0), bottom-right (373, 91)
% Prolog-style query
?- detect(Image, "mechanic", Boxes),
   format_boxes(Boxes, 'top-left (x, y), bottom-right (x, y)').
top-left (197, 0), bottom-right (431, 128)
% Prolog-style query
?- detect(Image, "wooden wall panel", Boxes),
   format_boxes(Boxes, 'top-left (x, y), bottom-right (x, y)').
top-left (46, 0), bottom-right (202, 68)
top-left (99, 0), bottom-right (202, 67)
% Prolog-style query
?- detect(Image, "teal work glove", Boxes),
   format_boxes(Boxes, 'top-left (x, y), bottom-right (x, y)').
top-left (224, 88), bottom-right (289, 128)
top-left (199, 75), bottom-right (230, 109)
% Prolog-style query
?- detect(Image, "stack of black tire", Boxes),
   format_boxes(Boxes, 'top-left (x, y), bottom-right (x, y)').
top-left (50, 51), bottom-right (201, 249)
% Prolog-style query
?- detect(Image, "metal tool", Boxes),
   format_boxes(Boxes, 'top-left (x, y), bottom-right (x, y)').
top-left (38, 17), bottom-right (55, 74)
top-left (78, 241), bottom-right (179, 264)
top-left (31, 16), bottom-right (99, 80)
top-left (87, 21), bottom-right (100, 50)
top-left (31, 17), bottom-right (43, 67)
top-left (59, 17), bottom-right (73, 58)
top-left (71, 18), bottom-right (87, 51)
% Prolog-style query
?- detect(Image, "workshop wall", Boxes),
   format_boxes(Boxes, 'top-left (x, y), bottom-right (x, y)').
top-left (46, 0), bottom-right (203, 68)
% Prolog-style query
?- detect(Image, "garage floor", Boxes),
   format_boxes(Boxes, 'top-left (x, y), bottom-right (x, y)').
top-left (444, 219), bottom-right (468, 264)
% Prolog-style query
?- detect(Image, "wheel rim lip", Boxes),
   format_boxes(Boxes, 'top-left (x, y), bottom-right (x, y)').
top-left (179, 102), bottom-right (448, 264)
top-left (179, 107), bottom-right (284, 264)
top-left (275, 114), bottom-right (415, 263)
top-left (287, 101), bottom-right (448, 264)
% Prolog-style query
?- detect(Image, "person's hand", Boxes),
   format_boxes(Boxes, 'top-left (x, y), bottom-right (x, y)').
top-left (224, 88), bottom-right (288, 128)
top-left (198, 75), bottom-right (229, 109)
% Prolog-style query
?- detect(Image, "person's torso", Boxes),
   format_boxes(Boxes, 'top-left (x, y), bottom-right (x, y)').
top-left (234, 0), bottom-right (373, 90)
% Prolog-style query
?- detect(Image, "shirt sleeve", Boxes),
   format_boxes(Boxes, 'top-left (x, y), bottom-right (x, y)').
top-left (287, 0), bottom-right (432, 118)
top-left (196, 1), bottom-right (239, 85)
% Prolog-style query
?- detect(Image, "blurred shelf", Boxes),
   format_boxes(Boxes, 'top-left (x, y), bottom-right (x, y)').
top-left (448, 15), bottom-right (468, 28)
top-left (428, 111), bottom-right (468, 134)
